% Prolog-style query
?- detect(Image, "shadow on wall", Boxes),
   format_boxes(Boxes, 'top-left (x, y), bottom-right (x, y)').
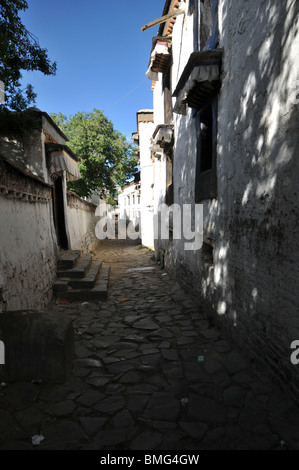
top-left (0, 110), bottom-right (45, 179)
top-left (172, 0), bottom-right (299, 394)
top-left (217, 0), bottom-right (299, 335)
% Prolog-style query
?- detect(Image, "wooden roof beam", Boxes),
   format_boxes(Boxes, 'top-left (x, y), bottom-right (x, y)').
top-left (141, 9), bottom-right (185, 32)
top-left (152, 35), bottom-right (172, 42)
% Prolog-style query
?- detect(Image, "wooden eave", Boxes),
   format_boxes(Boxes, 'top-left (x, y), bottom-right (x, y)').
top-left (151, 50), bottom-right (171, 75)
top-left (186, 80), bottom-right (221, 110)
top-left (45, 143), bottom-right (79, 163)
top-left (152, 123), bottom-right (174, 140)
top-left (173, 50), bottom-right (223, 98)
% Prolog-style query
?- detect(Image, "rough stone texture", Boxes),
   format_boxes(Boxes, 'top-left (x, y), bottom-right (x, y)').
top-left (44, 400), bottom-right (76, 417)
top-left (0, 311), bottom-right (74, 382)
top-left (0, 157), bottom-right (57, 313)
top-left (130, 430), bottom-right (162, 450)
top-left (0, 240), bottom-right (298, 450)
top-left (152, 0), bottom-right (299, 405)
top-left (0, 124), bottom-right (49, 182)
top-left (0, 130), bottom-right (100, 314)
top-left (78, 417), bottom-right (107, 437)
top-left (179, 421), bottom-right (208, 440)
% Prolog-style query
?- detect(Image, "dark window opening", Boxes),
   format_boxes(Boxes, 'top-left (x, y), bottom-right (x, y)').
top-left (201, 242), bottom-right (214, 265)
top-left (166, 148), bottom-right (174, 206)
top-left (195, 98), bottom-right (217, 202)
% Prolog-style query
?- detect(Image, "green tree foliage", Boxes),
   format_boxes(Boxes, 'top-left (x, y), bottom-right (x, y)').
top-left (50, 110), bottom-right (139, 199)
top-left (0, 0), bottom-right (57, 110)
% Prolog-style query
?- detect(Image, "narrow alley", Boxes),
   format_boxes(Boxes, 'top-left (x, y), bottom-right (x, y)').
top-left (0, 239), bottom-right (298, 451)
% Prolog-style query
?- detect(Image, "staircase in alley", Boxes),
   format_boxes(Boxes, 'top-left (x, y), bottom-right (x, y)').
top-left (53, 250), bottom-right (110, 302)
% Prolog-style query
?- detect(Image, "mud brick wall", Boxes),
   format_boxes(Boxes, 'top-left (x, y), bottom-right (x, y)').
top-left (161, 0), bottom-right (299, 401)
top-left (0, 156), bottom-right (57, 312)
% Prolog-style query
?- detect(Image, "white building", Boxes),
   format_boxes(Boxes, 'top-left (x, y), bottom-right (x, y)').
top-left (135, 110), bottom-right (155, 249)
top-left (0, 108), bottom-right (100, 311)
top-left (118, 177), bottom-right (141, 229)
top-left (144, 0), bottom-right (299, 401)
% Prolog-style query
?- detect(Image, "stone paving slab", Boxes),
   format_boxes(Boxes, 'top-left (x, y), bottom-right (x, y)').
top-left (0, 239), bottom-right (299, 450)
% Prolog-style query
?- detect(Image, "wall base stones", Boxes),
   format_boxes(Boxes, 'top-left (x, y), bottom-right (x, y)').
top-left (0, 311), bottom-right (74, 383)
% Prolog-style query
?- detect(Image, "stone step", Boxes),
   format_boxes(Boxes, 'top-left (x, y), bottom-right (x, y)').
top-left (53, 260), bottom-right (102, 292)
top-left (65, 260), bottom-right (102, 290)
top-left (56, 265), bottom-right (110, 302)
top-left (57, 254), bottom-right (92, 279)
top-left (57, 250), bottom-right (81, 270)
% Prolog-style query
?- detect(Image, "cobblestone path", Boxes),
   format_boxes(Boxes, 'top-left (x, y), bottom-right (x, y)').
top-left (0, 239), bottom-right (298, 450)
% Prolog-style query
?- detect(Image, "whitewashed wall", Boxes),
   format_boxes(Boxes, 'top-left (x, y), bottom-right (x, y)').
top-left (154, 0), bottom-right (299, 398)
top-left (139, 121), bottom-right (155, 249)
top-left (153, 74), bottom-right (165, 126)
top-left (66, 192), bottom-right (99, 253)
top-left (0, 159), bottom-right (57, 312)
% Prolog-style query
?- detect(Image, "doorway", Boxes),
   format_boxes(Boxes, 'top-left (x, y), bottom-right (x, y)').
top-left (52, 176), bottom-right (69, 250)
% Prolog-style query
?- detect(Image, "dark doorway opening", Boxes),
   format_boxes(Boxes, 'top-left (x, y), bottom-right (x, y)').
top-left (52, 176), bottom-right (69, 250)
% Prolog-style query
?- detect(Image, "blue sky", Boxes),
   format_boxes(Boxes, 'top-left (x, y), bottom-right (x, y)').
top-left (20, 0), bottom-right (165, 140)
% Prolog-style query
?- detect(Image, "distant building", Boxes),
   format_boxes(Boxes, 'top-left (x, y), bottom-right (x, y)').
top-left (134, 109), bottom-right (155, 249)
top-left (118, 172), bottom-right (141, 229)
